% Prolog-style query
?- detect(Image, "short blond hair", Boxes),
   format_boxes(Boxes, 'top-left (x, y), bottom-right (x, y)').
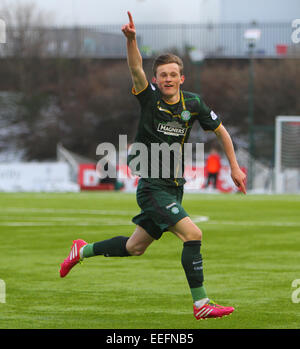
top-left (152, 53), bottom-right (184, 77)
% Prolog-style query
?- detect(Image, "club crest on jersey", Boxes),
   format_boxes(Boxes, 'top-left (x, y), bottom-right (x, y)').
top-left (210, 111), bottom-right (218, 120)
top-left (157, 121), bottom-right (187, 137)
top-left (181, 110), bottom-right (191, 121)
top-left (171, 206), bottom-right (180, 214)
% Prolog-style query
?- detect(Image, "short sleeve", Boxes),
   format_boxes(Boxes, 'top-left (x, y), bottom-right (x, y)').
top-left (196, 99), bottom-right (222, 131)
top-left (132, 82), bottom-right (159, 107)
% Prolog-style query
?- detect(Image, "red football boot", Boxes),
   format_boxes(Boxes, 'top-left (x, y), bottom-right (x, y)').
top-left (60, 239), bottom-right (87, 278)
top-left (193, 300), bottom-right (234, 319)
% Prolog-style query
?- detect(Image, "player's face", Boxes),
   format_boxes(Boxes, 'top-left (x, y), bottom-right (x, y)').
top-left (154, 63), bottom-right (185, 101)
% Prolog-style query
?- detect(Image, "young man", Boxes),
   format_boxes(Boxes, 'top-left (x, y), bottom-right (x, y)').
top-left (60, 12), bottom-right (246, 320)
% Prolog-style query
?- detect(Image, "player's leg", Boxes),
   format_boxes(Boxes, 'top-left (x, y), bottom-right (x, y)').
top-left (212, 173), bottom-right (218, 188)
top-left (169, 216), bottom-right (202, 242)
top-left (206, 173), bottom-right (212, 187)
top-left (59, 225), bottom-right (154, 277)
top-left (169, 217), bottom-right (207, 303)
top-left (169, 217), bottom-right (234, 319)
top-left (126, 224), bottom-right (155, 256)
top-left (81, 224), bottom-right (154, 258)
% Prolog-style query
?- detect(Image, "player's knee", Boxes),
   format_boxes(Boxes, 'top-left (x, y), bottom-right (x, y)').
top-left (131, 249), bottom-right (145, 256)
top-left (127, 244), bottom-right (147, 256)
top-left (128, 248), bottom-right (145, 256)
top-left (186, 227), bottom-right (202, 241)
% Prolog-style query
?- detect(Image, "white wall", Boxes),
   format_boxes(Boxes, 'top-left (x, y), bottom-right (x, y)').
top-left (0, 163), bottom-right (79, 192)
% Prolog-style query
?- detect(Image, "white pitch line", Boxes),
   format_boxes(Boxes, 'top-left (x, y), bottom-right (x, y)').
top-left (0, 208), bottom-right (299, 227)
top-left (189, 216), bottom-right (300, 226)
top-left (0, 219), bottom-right (299, 227)
top-left (201, 220), bottom-right (300, 227)
top-left (0, 216), bottom-right (130, 222)
top-left (191, 216), bottom-right (209, 222)
top-left (0, 207), bottom-right (136, 216)
top-left (0, 221), bottom-right (132, 226)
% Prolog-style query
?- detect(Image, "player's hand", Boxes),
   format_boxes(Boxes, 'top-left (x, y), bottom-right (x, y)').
top-left (231, 167), bottom-right (247, 194)
top-left (121, 11), bottom-right (136, 40)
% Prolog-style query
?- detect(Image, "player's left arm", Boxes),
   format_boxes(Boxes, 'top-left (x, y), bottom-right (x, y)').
top-left (122, 11), bottom-right (147, 94)
top-left (214, 124), bottom-right (247, 194)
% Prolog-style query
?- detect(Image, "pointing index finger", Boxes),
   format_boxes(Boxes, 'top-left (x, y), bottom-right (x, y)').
top-left (239, 177), bottom-right (247, 194)
top-left (240, 182), bottom-right (247, 195)
top-left (127, 11), bottom-right (134, 25)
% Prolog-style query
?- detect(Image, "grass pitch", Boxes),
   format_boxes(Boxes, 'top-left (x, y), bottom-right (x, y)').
top-left (0, 192), bottom-right (299, 329)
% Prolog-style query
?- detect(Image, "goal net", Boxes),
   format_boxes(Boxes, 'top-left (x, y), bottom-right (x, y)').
top-left (275, 116), bottom-right (300, 193)
top-left (56, 143), bottom-right (96, 183)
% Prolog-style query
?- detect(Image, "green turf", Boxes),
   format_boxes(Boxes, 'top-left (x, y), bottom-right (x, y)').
top-left (0, 192), bottom-right (300, 329)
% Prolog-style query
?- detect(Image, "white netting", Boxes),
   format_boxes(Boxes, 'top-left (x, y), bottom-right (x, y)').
top-left (275, 116), bottom-right (300, 193)
top-left (56, 143), bottom-right (96, 182)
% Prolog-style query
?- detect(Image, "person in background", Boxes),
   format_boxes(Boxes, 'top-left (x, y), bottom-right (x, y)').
top-left (205, 147), bottom-right (221, 189)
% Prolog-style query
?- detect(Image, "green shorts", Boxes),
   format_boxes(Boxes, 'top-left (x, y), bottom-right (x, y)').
top-left (132, 178), bottom-right (189, 240)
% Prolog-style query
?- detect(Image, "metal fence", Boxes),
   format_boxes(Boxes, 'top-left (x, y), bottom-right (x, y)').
top-left (0, 22), bottom-right (299, 59)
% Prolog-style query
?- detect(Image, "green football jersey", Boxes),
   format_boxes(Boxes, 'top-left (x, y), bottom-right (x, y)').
top-left (128, 82), bottom-right (222, 187)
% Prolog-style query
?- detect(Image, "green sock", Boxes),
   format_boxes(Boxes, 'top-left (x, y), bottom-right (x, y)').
top-left (81, 243), bottom-right (95, 258)
top-left (191, 285), bottom-right (208, 302)
top-left (181, 240), bottom-right (208, 302)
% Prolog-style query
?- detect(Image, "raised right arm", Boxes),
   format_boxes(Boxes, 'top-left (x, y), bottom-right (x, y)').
top-left (122, 11), bottom-right (148, 93)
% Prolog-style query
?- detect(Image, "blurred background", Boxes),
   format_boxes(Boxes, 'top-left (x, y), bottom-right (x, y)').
top-left (0, 0), bottom-right (299, 194)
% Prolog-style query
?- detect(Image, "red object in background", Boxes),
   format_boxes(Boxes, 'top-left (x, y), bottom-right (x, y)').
top-left (206, 153), bottom-right (221, 174)
top-left (276, 44), bottom-right (288, 55)
top-left (79, 163), bottom-right (247, 193)
top-left (78, 164), bottom-right (114, 191)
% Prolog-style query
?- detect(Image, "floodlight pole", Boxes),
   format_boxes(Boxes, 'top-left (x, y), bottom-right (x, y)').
top-left (248, 41), bottom-right (255, 191)
top-left (195, 60), bottom-right (204, 95)
top-left (189, 48), bottom-right (205, 95)
top-left (189, 48), bottom-right (205, 144)
top-left (244, 26), bottom-right (261, 191)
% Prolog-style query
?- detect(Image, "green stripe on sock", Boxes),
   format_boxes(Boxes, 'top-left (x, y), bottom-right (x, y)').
top-left (82, 243), bottom-right (95, 258)
top-left (190, 286), bottom-right (208, 302)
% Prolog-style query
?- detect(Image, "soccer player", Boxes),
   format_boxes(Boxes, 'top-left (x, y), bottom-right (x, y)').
top-left (60, 11), bottom-right (246, 320)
